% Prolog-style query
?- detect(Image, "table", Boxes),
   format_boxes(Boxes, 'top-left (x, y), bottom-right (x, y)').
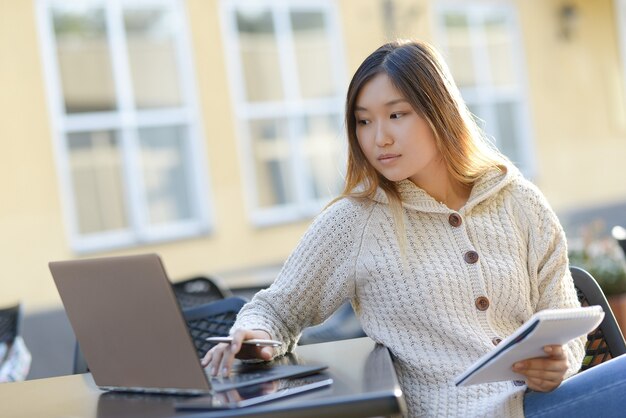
top-left (0, 337), bottom-right (406, 418)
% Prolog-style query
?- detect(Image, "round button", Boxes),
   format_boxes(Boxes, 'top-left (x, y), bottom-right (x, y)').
top-left (448, 213), bottom-right (462, 227)
top-left (475, 296), bottom-right (490, 311)
top-left (513, 380), bottom-right (526, 387)
top-left (492, 337), bottom-right (502, 346)
top-left (464, 250), bottom-right (479, 264)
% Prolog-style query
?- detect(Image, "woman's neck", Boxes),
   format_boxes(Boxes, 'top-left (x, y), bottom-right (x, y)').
top-left (435, 182), bottom-right (472, 211)
top-left (409, 162), bottom-right (472, 211)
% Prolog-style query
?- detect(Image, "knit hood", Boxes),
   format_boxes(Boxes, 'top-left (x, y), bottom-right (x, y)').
top-left (370, 163), bottom-right (519, 214)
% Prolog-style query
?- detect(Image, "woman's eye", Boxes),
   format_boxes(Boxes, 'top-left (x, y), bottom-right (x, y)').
top-left (357, 119), bottom-right (370, 125)
top-left (390, 113), bottom-right (404, 119)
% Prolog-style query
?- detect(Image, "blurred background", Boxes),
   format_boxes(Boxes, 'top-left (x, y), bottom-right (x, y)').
top-left (1, 0), bottom-right (626, 378)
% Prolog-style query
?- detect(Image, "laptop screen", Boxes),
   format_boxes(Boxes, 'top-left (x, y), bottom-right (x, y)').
top-left (50, 254), bottom-right (212, 394)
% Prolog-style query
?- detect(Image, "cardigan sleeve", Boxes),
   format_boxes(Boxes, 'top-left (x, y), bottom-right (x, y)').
top-left (231, 198), bottom-right (369, 356)
top-left (521, 181), bottom-right (586, 378)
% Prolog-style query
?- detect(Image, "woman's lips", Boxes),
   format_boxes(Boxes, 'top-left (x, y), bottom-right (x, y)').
top-left (377, 154), bottom-right (401, 164)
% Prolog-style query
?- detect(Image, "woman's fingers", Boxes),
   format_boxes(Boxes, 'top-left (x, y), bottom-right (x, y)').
top-left (260, 346), bottom-right (274, 360)
top-left (519, 360), bottom-right (566, 372)
top-left (200, 349), bottom-right (212, 367)
top-left (217, 329), bottom-right (247, 376)
top-left (202, 329), bottom-right (277, 377)
top-left (208, 344), bottom-right (228, 376)
top-left (513, 345), bottom-right (569, 392)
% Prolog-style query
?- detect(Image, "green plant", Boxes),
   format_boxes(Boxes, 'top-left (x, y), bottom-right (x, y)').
top-left (568, 221), bottom-right (626, 296)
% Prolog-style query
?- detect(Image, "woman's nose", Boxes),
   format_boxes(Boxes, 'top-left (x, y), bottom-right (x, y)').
top-left (375, 123), bottom-right (393, 147)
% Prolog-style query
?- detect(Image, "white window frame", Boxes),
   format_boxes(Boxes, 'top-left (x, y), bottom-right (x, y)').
top-left (36, 0), bottom-right (212, 253)
top-left (617, 0), bottom-right (626, 98)
top-left (433, 1), bottom-right (536, 178)
top-left (220, 0), bottom-right (346, 227)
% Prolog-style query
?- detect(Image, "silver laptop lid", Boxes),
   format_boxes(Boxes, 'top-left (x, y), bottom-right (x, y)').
top-left (49, 253), bottom-right (211, 394)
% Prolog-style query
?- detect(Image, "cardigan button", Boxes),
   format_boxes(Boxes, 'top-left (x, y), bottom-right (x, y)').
top-left (448, 213), bottom-right (462, 227)
top-left (475, 296), bottom-right (490, 311)
top-left (492, 337), bottom-right (502, 346)
top-left (464, 250), bottom-right (479, 264)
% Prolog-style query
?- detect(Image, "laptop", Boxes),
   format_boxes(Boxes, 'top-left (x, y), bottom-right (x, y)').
top-left (49, 253), bottom-right (326, 395)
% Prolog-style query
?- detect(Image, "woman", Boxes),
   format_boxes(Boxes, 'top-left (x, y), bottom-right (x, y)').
top-left (204, 40), bottom-right (625, 417)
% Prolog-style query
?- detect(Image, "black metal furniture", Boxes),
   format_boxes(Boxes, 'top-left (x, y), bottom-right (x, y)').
top-left (0, 303), bottom-right (31, 382)
top-left (0, 304), bottom-right (20, 345)
top-left (183, 296), bottom-right (247, 358)
top-left (571, 266), bottom-right (626, 370)
top-left (171, 275), bottom-right (232, 309)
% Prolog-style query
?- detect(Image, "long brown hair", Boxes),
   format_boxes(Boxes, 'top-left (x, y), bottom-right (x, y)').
top-left (341, 40), bottom-right (508, 207)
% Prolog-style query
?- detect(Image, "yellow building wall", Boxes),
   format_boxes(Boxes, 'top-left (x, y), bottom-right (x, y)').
top-left (518, 0), bottom-right (626, 210)
top-left (0, 2), bottom-right (68, 311)
top-left (1, 0), bottom-right (625, 313)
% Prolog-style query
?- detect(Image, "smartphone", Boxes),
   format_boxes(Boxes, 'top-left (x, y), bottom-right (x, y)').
top-left (205, 336), bottom-right (283, 347)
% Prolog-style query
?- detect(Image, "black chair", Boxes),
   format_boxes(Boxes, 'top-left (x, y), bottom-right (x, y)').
top-left (0, 304), bottom-right (20, 345)
top-left (0, 303), bottom-right (32, 382)
top-left (571, 266), bottom-right (626, 371)
top-left (183, 296), bottom-right (247, 358)
top-left (171, 276), bottom-right (232, 309)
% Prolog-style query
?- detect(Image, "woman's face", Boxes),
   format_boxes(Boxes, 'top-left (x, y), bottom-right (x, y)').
top-left (354, 73), bottom-right (443, 185)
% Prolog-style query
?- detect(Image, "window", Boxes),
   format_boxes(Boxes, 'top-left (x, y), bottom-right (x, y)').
top-left (435, 2), bottom-right (535, 176)
top-left (37, 0), bottom-right (210, 252)
top-left (617, 0), bottom-right (626, 95)
top-left (221, 0), bottom-right (346, 226)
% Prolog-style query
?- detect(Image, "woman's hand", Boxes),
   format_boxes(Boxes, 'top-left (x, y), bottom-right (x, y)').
top-left (512, 345), bottom-right (569, 392)
top-left (201, 329), bottom-right (276, 377)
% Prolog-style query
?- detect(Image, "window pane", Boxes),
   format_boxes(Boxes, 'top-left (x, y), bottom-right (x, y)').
top-left (124, 7), bottom-right (182, 108)
top-left (483, 15), bottom-right (515, 87)
top-left (249, 119), bottom-right (294, 207)
top-left (290, 11), bottom-right (336, 99)
top-left (300, 114), bottom-right (344, 200)
top-left (138, 126), bottom-right (192, 225)
top-left (236, 7), bottom-right (283, 102)
top-left (68, 131), bottom-right (127, 233)
top-left (494, 102), bottom-right (521, 162)
top-left (443, 13), bottom-right (476, 87)
top-left (52, 5), bottom-right (117, 113)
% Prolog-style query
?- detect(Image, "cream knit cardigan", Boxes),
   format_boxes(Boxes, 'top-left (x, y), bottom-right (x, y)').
top-left (233, 165), bottom-right (585, 417)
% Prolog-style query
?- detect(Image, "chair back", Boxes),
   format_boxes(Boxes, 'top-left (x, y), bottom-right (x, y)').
top-left (183, 297), bottom-right (247, 358)
top-left (172, 276), bottom-right (232, 309)
top-left (0, 303), bottom-right (31, 382)
top-left (571, 266), bottom-right (626, 370)
top-left (0, 304), bottom-right (20, 344)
